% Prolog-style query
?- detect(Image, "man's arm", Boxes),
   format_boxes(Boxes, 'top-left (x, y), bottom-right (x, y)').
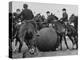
top-left (30, 10), bottom-right (34, 18)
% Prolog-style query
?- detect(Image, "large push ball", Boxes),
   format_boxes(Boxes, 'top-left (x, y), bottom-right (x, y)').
top-left (36, 28), bottom-right (58, 51)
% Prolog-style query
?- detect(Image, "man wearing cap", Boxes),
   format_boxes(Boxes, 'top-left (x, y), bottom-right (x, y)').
top-left (46, 11), bottom-right (58, 23)
top-left (60, 8), bottom-right (68, 23)
top-left (18, 4), bottom-right (34, 21)
top-left (13, 9), bottom-right (21, 23)
top-left (46, 11), bottom-right (52, 23)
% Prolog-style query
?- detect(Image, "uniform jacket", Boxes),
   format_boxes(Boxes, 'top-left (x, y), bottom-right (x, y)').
top-left (18, 9), bottom-right (34, 20)
top-left (62, 12), bottom-right (68, 21)
top-left (47, 14), bottom-right (58, 23)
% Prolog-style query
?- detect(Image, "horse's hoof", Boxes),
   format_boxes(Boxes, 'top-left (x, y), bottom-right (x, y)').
top-left (56, 48), bottom-right (59, 51)
top-left (29, 48), bottom-right (35, 55)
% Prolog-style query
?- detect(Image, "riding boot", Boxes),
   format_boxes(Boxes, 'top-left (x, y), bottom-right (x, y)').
top-left (68, 35), bottom-right (75, 49)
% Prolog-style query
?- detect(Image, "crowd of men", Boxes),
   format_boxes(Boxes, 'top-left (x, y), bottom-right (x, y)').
top-left (11, 3), bottom-right (70, 25)
top-left (9, 4), bottom-right (78, 42)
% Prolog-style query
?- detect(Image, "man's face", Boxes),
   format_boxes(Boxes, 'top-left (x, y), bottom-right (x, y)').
top-left (62, 10), bottom-right (66, 13)
top-left (47, 13), bottom-right (50, 16)
top-left (16, 10), bottom-right (21, 14)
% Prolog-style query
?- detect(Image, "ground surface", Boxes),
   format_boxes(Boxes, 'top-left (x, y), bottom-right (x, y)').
top-left (12, 36), bottom-right (78, 58)
top-left (12, 50), bottom-right (78, 58)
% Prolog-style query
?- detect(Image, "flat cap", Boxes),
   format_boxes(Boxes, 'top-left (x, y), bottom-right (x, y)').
top-left (62, 8), bottom-right (66, 11)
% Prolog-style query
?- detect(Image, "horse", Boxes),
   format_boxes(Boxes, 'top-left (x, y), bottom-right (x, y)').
top-left (16, 20), bottom-right (37, 53)
top-left (34, 14), bottom-right (47, 30)
top-left (69, 14), bottom-right (78, 32)
top-left (68, 15), bottom-right (78, 49)
top-left (46, 14), bottom-right (74, 50)
top-left (65, 23), bottom-right (78, 49)
top-left (52, 20), bottom-right (69, 50)
top-left (53, 19), bottom-right (78, 50)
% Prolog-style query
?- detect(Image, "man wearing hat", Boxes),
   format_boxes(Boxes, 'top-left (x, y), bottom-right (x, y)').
top-left (46, 11), bottom-right (58, 23)
top-left (13, 9), bottom-right (21, 23)
top-left (60, 8), bottom-right (68, 23)
top-left (46, 11), bottom-right (54, 23)
top-left (18, 4), bottom-right (34, 21)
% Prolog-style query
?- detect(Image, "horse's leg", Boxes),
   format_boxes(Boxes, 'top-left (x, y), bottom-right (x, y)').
top-left (60, 35), bottom-right (63, 50)
top-left (55, 33), bottom-right (60, 50)
top-left (75, 38), bottom-right (78, 49)
top-left (63, 34), bottom-right (69, 49)
top-left (18, 42), bottom-right (23, 53)
top-left (57, 33), bottom-right (63, 50)
top-left (15, 35), bottom-right (18, 46)
top-left (14, 27), bottom-right (19, 46)
top-left (73, 35), bottom-right (78, 49)
top-left (23, 40), bottom-right (31, 58)
top-left (18, 38), bottom-right (23, 53)
top-left (76, 40), bottom-right (78, 49)
top-left (67, 34), bottom-right (75, 49)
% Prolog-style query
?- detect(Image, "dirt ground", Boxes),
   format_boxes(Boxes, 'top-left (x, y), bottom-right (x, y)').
top-left (12, 50), bottom-right (78, 58)
top-left (12, 36), bottom-right (78, 58)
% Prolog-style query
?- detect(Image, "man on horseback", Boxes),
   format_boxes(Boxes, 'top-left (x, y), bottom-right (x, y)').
top-left (55, 8), bottom-right (69, 50)
top-left (13, 4), bottom-right (35, 54)
top-left (46, 11), bottom-right (58, 24)
top-left (60, 8), bottom-right (68, 24)
top-left (60, 9), bottom-right (78, 49)
top-left (17, 4), bottom-right (34, 21)
top-left (46, 11), bottom-right (53, 23)
top-left (13, 9), bottom-right (21, 23)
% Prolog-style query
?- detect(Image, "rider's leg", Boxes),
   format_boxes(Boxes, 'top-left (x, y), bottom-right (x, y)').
top-left (18, 37), bottom-right (23, 53)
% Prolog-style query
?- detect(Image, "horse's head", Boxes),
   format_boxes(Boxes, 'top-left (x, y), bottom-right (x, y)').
top-left (34, 14), bottom-right (43, 22)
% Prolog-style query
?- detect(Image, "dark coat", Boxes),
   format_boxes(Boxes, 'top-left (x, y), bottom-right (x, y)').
top-left (62, 12), bottom-right (68, 22)
top-left (47, 14), bottom-right (58, 23)
top-left (18, 9), bottom-right (34, 20)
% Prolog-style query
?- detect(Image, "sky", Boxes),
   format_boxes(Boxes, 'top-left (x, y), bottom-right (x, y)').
top-left (12, 1), bottom-right (78, 19)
